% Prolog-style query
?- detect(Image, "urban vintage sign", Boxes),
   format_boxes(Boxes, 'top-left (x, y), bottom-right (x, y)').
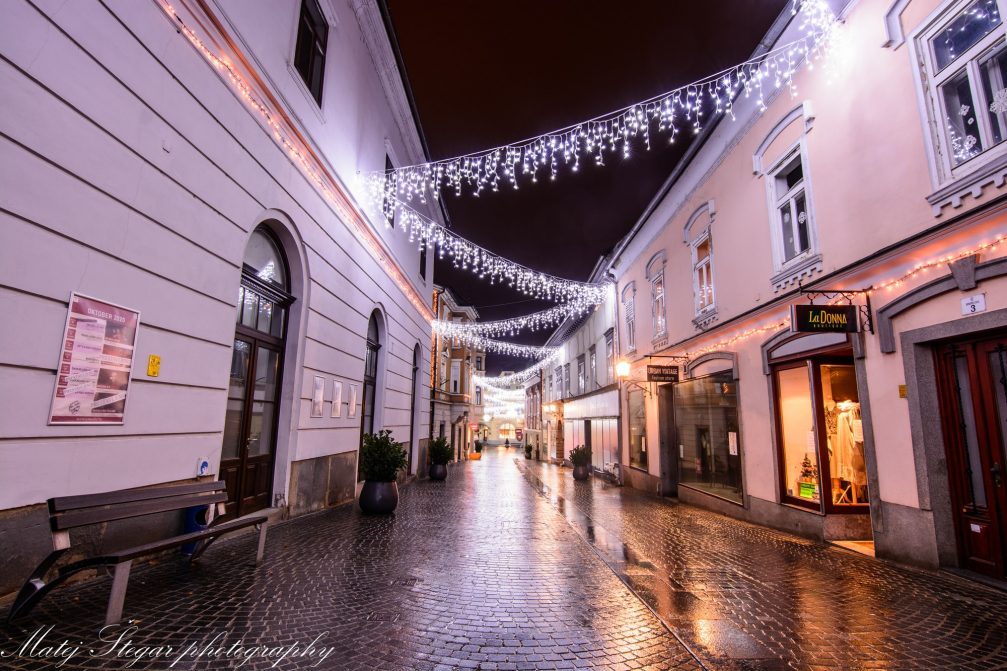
top-left (646, 365), bottom-right (679, 382)
top-left (48, 293), bottom-right (141, 425)
top-left (791, 304), bottom-right (860, 333)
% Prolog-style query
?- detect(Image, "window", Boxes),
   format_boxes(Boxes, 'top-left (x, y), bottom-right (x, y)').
top-left (546, 374), bottom-right (553, 402)
top-left (773, 355), bottom-right (869, 511)
top-left (917, 0), bottom-right (1006, 178)
top-left (475, 356), bottom-right (483, 371)
top-left (554, 367), bottom-right (563, 400)
top-left (772, 153), bottom-right (813, 264)
top-left (293, 0), bottom-right (328, 105)
top-left (622, 284), bottom-right (636, 353)
top-left (450, 360), bottom-right (460, 393)
top-left (692, 232), bottom-right (715, 315)
top-left (577, 355), bottom-right (586, 395)
top-left (675, 372), bottom-right (743, 503)
top-left (419, 244), bottom-right (427, 280)
top-left (563, 363), bottom-right (571, 398)
top-left (475, 386), bottom-right (482, 406)
top-left (383, 155), bottom-right (395, 228)
top-left (589, 345), bottom-right (598, 390)
top-left (628, 388), bottom-right (647, 470)
top-left (605, 330), bottom-right (614, 383)
top-left (646, 254), bottom-right (667, 339)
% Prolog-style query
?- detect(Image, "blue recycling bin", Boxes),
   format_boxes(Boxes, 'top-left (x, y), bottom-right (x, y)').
top-left (181, 505), bottom-right (209, 556)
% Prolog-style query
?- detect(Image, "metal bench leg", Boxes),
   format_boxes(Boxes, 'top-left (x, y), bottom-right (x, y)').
top-left (105, 561), bottom-right (132, 626)
top-left (255, 523), bottom-right (268, 565)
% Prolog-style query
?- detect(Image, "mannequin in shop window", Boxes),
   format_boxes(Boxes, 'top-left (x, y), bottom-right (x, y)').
top-left (828, 399), bottom-right (868, 504)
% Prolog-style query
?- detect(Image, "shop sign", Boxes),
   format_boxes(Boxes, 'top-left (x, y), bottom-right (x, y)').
top-left (515, 429), bottom-right (523, 441)
top-left (646, 365), bottom-right (679, 382)
top-left (791, 304), bottom-right (859, 333)
top-left (48, 293), bottom-right (141, 425)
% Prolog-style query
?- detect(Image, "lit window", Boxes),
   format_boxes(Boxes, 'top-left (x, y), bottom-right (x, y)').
top-left (692, 233), bottom-right (715, 314)
top-left (577, 355), bottom-right (586, 395)
top-left (589, 345), bottom-right (597, 389)
top-left (773, 153), bottom-right (813, 263)
top-left (916, 0), bottom-right (1006, 177)
top-left (621, 284), bottom-right (636, 353)
top-left (645, 254), bottom-right (666, 339)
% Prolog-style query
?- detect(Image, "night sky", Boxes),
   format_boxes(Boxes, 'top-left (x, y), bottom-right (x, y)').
top-left (384, 1), bottom-right (789, 374)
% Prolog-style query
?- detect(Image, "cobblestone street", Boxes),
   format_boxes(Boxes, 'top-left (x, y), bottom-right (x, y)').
top-left (3, 447), bottom-right (1006, 670)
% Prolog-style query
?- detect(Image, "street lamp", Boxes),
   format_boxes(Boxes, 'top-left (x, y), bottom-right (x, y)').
top-left (615, 360), bottom-right (631, 378)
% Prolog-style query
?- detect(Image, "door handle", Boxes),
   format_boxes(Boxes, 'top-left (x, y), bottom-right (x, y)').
top-left (992, 462), bottom-right (1002, 488)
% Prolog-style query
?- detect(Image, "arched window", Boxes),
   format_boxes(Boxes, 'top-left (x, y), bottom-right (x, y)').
top-left (407, 345), bottom-right (420, 474)
top-left (361, 312), bottom-right (381, 442)
top-left (223, 226), bottom-right (294, 516)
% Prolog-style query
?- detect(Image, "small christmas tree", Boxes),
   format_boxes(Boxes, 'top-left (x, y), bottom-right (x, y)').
top-left (799, 454), bottom-right (818, 480)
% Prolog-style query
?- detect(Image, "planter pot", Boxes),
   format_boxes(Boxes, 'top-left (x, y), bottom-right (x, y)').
top-left (359, 480), bottom-right (399, 514)
top-left (469, 452), bottom-right (482, 460)
top-left (429, 463), bottom-right (448, 480)
top-left (572, 465), bottom-right (590, 481)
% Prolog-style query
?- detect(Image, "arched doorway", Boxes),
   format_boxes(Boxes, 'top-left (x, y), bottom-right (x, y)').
top-left (222, 226), bottom-right (294, 516)
top-left (358, 311), bottom-right (382, 480)
top-left (408, 345), bottom-right (420, 474)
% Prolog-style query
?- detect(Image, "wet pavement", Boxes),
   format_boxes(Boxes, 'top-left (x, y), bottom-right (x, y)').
top-left (2, 447), bottom-right (1005, 670)
top-left (518, 456), bottom-right (1007, 671)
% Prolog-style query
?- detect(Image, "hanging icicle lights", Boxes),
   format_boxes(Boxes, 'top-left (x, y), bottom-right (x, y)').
top-left (432, 299), bottom-right (599, 340)
top-left (370, 0), bottom-right (838, 205)
top-left (392, 200), bottom-right (611, 304)
top-left (446, 333), bottom-right (558, 358)
top-left (473, 349), bottom-right (564, 390)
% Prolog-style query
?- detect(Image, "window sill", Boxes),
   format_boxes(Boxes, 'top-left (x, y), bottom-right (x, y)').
top-left (692, 307), bottom-right (719, 330)
top-left (286, 62), bottom-right (327, 124)
top-left (926, 150), bottom-right (1007, 216)
top-left (771, 253), bottom-right (822, 292)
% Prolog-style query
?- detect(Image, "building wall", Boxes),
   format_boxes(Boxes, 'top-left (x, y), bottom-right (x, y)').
top-left (609, 0), bottom-right (1007, 568)
top-left (0, 0), bottom-right (437, 594)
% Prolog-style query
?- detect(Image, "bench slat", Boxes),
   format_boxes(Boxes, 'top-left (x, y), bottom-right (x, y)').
top-left (50, 481), bottom-right (224, 513)
top-left (62, 515), bottom-right (268, 566)
top-left (52, 491), bottom-right (227, 530)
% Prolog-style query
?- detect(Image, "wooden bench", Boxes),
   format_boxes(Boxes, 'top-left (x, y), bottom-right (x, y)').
top-left (6, 480), bottom-right (268, 626)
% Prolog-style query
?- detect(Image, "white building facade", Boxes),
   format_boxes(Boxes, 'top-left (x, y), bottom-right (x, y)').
top-left (0, 0), bottom-right (439, 595)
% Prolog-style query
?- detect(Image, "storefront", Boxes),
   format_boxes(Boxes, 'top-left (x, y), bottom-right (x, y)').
top-left (763, 331), bottom-right (873, 541)
top-left (562, 387), bottom-right (620, 476)
top-left (672, 370), bottom-right (743, 504)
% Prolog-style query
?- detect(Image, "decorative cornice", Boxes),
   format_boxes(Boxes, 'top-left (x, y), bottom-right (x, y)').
top-left (350, 0), bottom-right (425, 167)
top-left (926, 152), bottom-right (1007, 216)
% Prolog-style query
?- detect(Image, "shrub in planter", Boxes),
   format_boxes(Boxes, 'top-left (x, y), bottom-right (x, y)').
top-left (475, 441), bottom-right (484, 453)
top-left (524, 444), bottom-right (532, 459)
top-left (469, 440), bottom-right (483, 460)
top-left (428, 436), bottom-right (452, 481)
top-left (570, 445), bottom-right (592, 481)
top-left (359, 430), bottom-right (407, 514)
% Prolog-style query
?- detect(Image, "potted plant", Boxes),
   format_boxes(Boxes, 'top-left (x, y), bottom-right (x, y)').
top-left (570, 445), bottom-right (592, 481)
top-left (524, 444), bottom-right (532, 459)
top-left (358, 430), bottom-right (407, 514)
top-left (469, 440), bottom-right (483, 460)
top-left (428, 436), bottom-right (452, 480)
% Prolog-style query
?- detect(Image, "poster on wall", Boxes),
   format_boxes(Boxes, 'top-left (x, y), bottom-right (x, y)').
top-left (48, 293), bottom-right (141, 425)
top-left (311, 376), bottom-right (325, 417)
top-left (347, 384), bottom-right (358, 418)
top-left (331, 380), bottom-right (343, 417)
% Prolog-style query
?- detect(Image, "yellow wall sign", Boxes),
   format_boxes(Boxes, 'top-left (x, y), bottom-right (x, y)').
top-left (147, 354), bottom-right (161, 377)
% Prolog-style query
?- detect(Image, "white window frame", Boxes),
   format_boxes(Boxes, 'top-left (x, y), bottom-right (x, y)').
top-left (910, 0), bottom-right (1007, 187)
top-left (645, 253), bottom-right (667, 340)
top-left (589, 345), bottom-right (598, 390)
top-left (764, 142), bottom-right (819, 275)
top-left (622, 286), bottom-right (636, 354)
top-left (690, 228), bottom-right (716, 317)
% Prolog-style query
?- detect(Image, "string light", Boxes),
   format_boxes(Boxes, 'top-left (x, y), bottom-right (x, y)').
top-left (447, 333), bottom-right (558, 358)
top-left (369, 0), bottom-right (837, 205)
top-left (473, 349), bottom-right (564, 389)
top-left (389, 200), bottom-right (611, 304)
top-left (631, 234), bottom-right (1007, 364)
top-left (157, 2), bottom-right (434, 321)
top-left (432, 297), bottom-right (606, 339)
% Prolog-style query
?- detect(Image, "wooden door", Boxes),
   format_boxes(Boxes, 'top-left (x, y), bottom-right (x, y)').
top-left (936, 332), bottom-right (1007, 579)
